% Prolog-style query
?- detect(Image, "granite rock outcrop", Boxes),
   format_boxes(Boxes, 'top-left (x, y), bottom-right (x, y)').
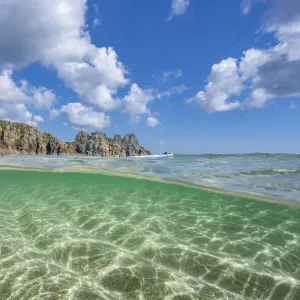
top-left (0, 120), bottom-right (151, 156)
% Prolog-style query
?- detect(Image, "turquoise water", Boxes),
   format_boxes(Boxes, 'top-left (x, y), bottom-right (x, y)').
top-left (0, 169), bottom-right (300, 299)
top-left (1, 153), bottom-right (300, 202)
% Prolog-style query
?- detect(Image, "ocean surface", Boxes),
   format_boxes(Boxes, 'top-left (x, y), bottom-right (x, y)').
top-left (0, 154), bottom-right (300, 299)
top-left (1, 153), bottom-right (300, 202)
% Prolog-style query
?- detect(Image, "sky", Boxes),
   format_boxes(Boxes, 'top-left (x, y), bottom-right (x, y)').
top-left (0, 0), bottom-right (299, 154)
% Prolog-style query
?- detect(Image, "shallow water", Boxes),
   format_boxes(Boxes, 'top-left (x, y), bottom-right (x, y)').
top-left (0, 170), bottom-right (300, 299)
top-left (1, 153), bottom-right (300, 202)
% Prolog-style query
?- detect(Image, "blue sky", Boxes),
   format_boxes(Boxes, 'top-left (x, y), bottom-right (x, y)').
top-left (0, 0), bottom-right (299, 154)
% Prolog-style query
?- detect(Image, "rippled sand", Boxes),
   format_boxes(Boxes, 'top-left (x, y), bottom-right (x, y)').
top-left (0, 170), bottom-right (300, 299)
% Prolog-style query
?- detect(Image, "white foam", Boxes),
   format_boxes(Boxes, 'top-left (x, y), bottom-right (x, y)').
top-left (128, 154), bottom-right (174, 158)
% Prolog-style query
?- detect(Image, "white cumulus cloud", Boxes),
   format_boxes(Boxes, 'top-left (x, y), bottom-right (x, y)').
top-left (188, 58), bottom-right (242, 112)
top-left (189, 0), bottom-right (300, 112)
top-left (122, 84), bottom-right (164, 127)
top-left (123, 84), bottom-right (154, 117)
top-left (239, 48), bottom-right (269, 80)
top-left (0, 0), bottom-right (87, 68)
top-left (147, 116), bottom-right (160, 128)
top-left (0, 104), bottom-right (33, 125)
top-left (122, 83), bottom-right (188, 125)
top-left (0, 69), bottom-right (55, 125)
top-left (0, 70), bottom-right (29, 104)
top-left (0, 0), bottom-right (129, 129)
top-left (246, 88), bottom-right (270, 108)
top-left (31, 87), bottom-right (57, 109)
top-left (58, 103), bottom-right (111, 130)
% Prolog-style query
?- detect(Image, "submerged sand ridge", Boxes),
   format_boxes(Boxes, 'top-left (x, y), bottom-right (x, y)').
top-left (0, 152), bottom-right (300, 204)
top-left (0, 163), bottom-right (300, 207)
top-left (0, 169), bottom-right (300, 299)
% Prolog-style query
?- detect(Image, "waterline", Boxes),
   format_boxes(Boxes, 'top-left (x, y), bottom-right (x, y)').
top-left (1, 153), bottom-right (300, 202)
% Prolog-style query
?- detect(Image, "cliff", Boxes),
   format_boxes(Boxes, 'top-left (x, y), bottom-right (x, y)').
top-left (0, 120), bottom-right (151, 156)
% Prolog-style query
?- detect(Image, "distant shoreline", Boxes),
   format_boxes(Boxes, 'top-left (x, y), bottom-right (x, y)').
top-left (0, 120), bottom-right (151, 157)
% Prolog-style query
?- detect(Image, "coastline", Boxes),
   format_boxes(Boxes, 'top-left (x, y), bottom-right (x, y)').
top-left (1, 164), bottom-right (299, 208)
top-left (0, 120), bottom-right (151, 157)
top-left (0, 153), bottom-right (148, 157)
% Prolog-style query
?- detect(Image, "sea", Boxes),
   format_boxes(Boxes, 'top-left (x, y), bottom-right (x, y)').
top-left (0, 154), bottom-right (300, 299)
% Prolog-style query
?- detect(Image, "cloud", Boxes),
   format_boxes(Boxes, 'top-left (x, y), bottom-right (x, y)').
top-left (0, 69), bottom-right (55, 125)
top-left (122, 83), bottom-right (188, 124)
top-left (255, 60), bottom-right (300, 97)
top-left (0, 0), bottom-right (128, 118)
top-left (157, 84), bottom-right (188, 99)
top-left (241, 0), bottom-right (253, 15)
top-left (81, 85), bottom-right (120, 111)
top-left (161, 69), bottom-right (182, 82)
top-left (33, 115), bottom-right (44, 123)
top-left (246, 88), bottom-right (270, 108)
top-left (188, 58), bottom-right (242, 112)
top-left (0, 103), bottom-right (32, 125)
top-left (91, 4), bottom-right (101, 28)
top-left (239, 48), bottom-right (269, 80)
top-left (31, 87), bottom-right (57, 109)
top-left (92, 18), bottom-right (101, 28)
top-left (49, 109), bottom-right (60, 120)
top-left (0, 70), bottom-right (29, 104)
top-left (146, 116), bottom-right (160, 128)
top-left (122, 84), bottom-right (165, 126)
top-left (0, 69), bottom-right (56, 108)
top-left (168, 0), bottom-right (190, 21)
top-left (51, 46), bottom-right (128, 112)
top-left (158, 140), bottom-right (164, 145)
top-left (57, 103), bottom-right (111, 130)
top-left (189, 0), bottom-right (300, 112)
top-left (290, 101), bottom-right (296, 109)
top-left (0, 1), bottom-right (169, 128)
top-left (0, 0), bottom-right (86, 68)
top-left (123, 84), bottom-right (154, 117)
top-left (92, 4), bottom-right (99, 13)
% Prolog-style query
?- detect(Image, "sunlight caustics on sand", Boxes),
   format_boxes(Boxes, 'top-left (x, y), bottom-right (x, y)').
top-left (0, 169), bottom-right (300, 299)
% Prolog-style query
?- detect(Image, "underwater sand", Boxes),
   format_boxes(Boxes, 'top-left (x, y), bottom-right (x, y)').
top-left (0, 169), bottom-right (300, 299)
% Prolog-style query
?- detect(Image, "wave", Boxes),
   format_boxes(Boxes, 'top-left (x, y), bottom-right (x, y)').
top-left (128, 154), bottom-right (174, 159)
top-left (174, 153), bottom-right (300, 159)
top-left (240, 168), bottom-right (300, 176)
top-left (1, 153), bottom-right (300, 202)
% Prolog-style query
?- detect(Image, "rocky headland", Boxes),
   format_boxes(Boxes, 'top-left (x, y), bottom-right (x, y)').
top-left (0, 120), bottom-right (151, 156)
